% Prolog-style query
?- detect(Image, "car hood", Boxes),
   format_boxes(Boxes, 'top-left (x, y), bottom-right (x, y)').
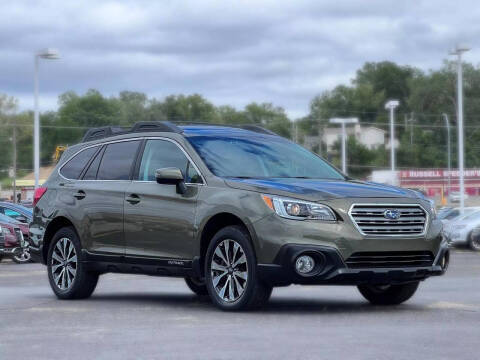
top-left (224, 178), bottom-right (418, 201)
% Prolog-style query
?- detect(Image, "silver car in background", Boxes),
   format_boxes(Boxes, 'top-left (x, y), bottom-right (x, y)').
top-left (443, 210), bottom-right (480, 251)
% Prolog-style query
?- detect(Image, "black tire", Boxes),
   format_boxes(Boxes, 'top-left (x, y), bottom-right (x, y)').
top-left (358, 281), bottom-right (419, 305)
top-left (47, 227), bottom-right (99, 300)
top-left (185, 276), bottom-right (209, 296)
top-left (0, 255), bottom-right (3, 262)
top-left (468, 231), bottom-right (480, 251)
top-left (205, 225), bottom-right (272, 311)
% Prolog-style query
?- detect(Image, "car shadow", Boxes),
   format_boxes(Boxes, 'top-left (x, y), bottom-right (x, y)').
top-left (75, 292), bottom-right (428, 315)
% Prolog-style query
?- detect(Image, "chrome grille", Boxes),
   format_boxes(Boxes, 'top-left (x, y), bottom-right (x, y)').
top-left (346, 251), bottom-right (434, 268)
top-left (349, 204), bottom-right (427, 236)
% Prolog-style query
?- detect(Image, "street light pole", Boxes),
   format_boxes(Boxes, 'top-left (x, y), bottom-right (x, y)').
top-left (33, 48), bottom-right (60, 189)
top-left (385, 100), bottom-right (400, 182)
top-left (34, 56), bottom-right (40, 189)
top-left (443, 113), bottom-right (451, 203)
top-left (450, 44), bottom-right (470, 213)
top-left (329, 117), bottom-right (358, 174)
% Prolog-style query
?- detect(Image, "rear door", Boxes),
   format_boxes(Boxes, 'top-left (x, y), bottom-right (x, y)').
top-left (70, 139), bottom-right (141, 256)
top-left (124, 138), bottom-right (203, 260)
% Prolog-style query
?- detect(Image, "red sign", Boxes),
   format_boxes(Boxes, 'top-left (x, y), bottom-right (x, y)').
top-left (399, 169), bottom-right (480, 179)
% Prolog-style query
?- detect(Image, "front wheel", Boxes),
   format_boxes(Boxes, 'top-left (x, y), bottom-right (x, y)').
top-left (205, 226), bottom-right (272, 311)
top-left (47, 227), bottom-right (99, 299)
top-left (469, 230), bottom-right (480, 251)
top-left (358, 282), bottom-right (419, 305)
top-left (12, 247), bottom-right (31, 264)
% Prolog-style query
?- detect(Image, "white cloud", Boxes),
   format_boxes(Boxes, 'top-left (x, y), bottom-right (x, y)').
top-left (1, 0), bottom-right (479, 119)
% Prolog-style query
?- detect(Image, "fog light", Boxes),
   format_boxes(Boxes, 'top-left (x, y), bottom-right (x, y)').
top-left (295, 255), bottom-right (315, 274)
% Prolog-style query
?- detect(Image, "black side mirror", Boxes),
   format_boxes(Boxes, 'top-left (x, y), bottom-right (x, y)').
top-left (155, 167), bottom-right (187, 194)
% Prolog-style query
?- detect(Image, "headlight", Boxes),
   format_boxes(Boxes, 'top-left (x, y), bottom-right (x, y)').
top-left (262, 195), bottom-right (336, 221)
top-left (1, 226), bottom-right (8, 236)
top-left (453, 224), bottom-right (467, 230)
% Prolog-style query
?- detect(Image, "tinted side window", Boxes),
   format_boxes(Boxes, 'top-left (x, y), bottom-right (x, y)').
top-left (97, 141), bottom-right (140, 180)
top-left (83, 146), bottom-right (105, 180)
top-left (60, 147), bottom-right (98, 179)
top-left (138, 140), bottom-right (202, 183)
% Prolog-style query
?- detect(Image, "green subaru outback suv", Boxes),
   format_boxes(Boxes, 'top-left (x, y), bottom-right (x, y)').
top-left (28, 122), bottom-right (449, 310)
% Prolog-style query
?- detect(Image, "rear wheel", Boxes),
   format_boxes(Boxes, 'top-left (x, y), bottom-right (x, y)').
top-left (47, 227), bottom-right (99, 299)
top-left (205, 225), bottom-right (272, 311)
top-left (358, 281), bottom-right (419, 305)
top-left (185, 276), bottom-right (208, 296)
top-left (12, 247), bottom-right (31, 264)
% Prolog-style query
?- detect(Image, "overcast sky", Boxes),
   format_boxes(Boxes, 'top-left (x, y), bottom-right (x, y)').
top-left (1, 0), bottom-right (479, 119)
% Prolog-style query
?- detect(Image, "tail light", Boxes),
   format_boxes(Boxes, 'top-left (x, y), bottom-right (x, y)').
top-left (33, 187), bottom-right (47, 207)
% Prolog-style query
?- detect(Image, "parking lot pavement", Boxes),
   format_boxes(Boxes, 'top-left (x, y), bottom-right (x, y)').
top-left (1, 250), bottom-right (479, 360)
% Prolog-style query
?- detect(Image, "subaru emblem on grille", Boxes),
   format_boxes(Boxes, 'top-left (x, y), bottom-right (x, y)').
top-left (384, 209), bottom-right (401, 220)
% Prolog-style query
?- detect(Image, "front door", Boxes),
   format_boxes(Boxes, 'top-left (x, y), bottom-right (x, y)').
top-left (124, 139), bottom-right (203, 260)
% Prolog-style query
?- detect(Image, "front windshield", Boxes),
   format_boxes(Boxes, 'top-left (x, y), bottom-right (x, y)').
top-left (187, 135), bottom-right (345, 179)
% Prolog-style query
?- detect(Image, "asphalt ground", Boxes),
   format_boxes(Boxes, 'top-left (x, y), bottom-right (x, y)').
top-left (1, 249), bottom-right (479, 360)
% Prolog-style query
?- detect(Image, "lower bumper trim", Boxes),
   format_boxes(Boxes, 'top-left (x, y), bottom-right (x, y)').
top-left (258, 243), bottom-right (448, 286)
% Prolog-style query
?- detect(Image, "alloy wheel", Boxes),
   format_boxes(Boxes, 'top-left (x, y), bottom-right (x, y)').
top-left (471, 234), bottom-right (480, 251)
top-left (50, 237), bottom-right (77, 290)
top-left (13, 248), bottom-right (31, 263)
top-left (210, 239), bottom-right (248, 302)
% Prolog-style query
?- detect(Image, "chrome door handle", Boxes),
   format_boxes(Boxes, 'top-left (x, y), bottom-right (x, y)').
top-left (126, 194), bottom-right (140, 204)
top-left (73, 190), bottom-right (86, 200)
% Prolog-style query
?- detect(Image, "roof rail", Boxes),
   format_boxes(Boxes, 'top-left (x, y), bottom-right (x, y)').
top-left (81, 126), bottom-right (125, 142)
top-left (81, 121), bottom-right (183, 143)
top-left (130, 121), bottom-right (183, 134)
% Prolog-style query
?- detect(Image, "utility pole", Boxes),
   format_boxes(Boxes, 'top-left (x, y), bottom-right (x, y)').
top-left (443, 113), bottom-right (451, 203)
top-left (329, 117), bottom-right (359, 174)
top-left (12, 125), bottom-right (17, 204)
top-left (408, 113), bottom-right (414, 145)
top-left (450, 44), bottom-right (470, 213)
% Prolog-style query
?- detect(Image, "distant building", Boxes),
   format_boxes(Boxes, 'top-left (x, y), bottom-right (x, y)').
top-left (304, 124), bottom-right (390, 152)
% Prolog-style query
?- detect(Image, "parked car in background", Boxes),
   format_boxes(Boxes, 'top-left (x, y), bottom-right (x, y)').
top-left (449, 191), bottom-right (469, 203)
top-left (0, 202), bottom-right (33, 224)
top-left (443, 210), bottom-right (480, 251)
top-left (438, 206), bottom-right (480, 224)
top-left (0, 213), bottom-right (31, 262)
top-left (0, 218), bottom-right (27, 263)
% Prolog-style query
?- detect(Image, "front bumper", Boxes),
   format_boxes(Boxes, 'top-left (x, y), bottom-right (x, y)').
top-left (257, 243), bottom-right (449, 287)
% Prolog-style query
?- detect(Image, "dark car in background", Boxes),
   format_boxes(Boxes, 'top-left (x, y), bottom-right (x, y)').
top-left (0, 217), bottom-right (26, 263)
top-left (0, 213), bottom-right (30, 263)
top-left (29, 122), bottom-right (449, 310)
